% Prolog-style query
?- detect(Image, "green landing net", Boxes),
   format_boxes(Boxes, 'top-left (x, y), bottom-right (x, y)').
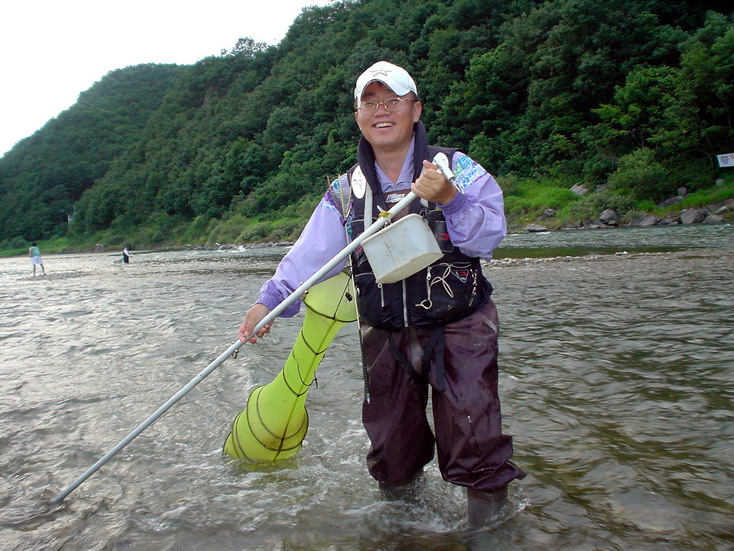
top-left (223, 271), bottom-right (358, 462)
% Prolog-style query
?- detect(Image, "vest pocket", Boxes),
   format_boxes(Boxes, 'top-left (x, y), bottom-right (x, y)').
top-left (426, 210), bottom-right (454, 253)
top-left (415, 262), bottom-right (480, 321)
top-left (354, 271), bottom-right (389, 326)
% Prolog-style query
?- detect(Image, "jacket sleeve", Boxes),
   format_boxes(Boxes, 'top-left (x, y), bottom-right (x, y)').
top-left (438, 152), bottom-right (506, 259)
top-left (257, 183), bottom-right (350, 317)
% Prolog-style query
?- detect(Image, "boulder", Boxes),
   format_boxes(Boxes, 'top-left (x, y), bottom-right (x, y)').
top-left (680, 209), bottom-right (707, 224)
top-left (93, 243), bottom-right (106, 253)
top-left (628, 215), bottom-right (661, 227)
top-left (702, 214), bottom-right (724, 225)
top-left (570, 184), bottom-right (588, 196)
top-left (525, 224), bottom-right (549, 232)
top-left (599, 208), bottom-right (619, 225)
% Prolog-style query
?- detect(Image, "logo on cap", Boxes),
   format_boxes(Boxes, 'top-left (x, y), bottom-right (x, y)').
top-left (354, 61), bottom-right (418, 101)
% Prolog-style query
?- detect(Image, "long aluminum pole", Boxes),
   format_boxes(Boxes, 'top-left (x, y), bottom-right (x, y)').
top-left (52, 191), bottom-right (417, 504)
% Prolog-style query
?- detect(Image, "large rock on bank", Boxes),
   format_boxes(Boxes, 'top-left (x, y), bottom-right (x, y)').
top-left (680, 209), bottom-right (707, 224)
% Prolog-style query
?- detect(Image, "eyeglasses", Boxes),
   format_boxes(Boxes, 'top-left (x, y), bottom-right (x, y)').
top-left (357, 97), bottom-right (416, 113)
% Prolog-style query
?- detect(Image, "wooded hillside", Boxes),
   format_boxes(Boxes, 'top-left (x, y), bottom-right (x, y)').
top-left (1, 0), bottom-right (732, 250)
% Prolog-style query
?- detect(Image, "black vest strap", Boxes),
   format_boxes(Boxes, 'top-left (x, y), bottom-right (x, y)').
top-left (423, 326), bottom-right (446, 392)
top-left (388, 333), bottom-right (425, 385)
top-left (387, 328), bottom-right (447, 392)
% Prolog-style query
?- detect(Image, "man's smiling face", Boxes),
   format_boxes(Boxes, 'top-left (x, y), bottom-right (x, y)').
top-left (354, 81), bottom-right (422, 154)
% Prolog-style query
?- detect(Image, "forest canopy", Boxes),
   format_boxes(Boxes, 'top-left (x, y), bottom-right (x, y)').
top-left (1, 0), bottom-right (732, 250)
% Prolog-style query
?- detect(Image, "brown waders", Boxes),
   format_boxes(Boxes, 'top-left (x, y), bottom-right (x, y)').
top-left (360, 299), bottom-right (525, 525)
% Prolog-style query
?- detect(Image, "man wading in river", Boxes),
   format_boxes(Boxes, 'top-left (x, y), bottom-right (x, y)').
top-left (239, 61), bottom-right (525, 529)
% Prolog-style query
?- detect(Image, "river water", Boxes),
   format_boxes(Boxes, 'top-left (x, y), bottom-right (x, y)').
top-left (1, 224), bottom-right (732, 550)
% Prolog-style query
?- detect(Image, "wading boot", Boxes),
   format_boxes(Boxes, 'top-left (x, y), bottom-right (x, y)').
top-left (467, 486), bottom-right (508, 529)
top-left (379, 471), bottom-right (424, 502)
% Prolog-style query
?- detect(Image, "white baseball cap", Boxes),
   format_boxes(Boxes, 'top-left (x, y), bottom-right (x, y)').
top-left (354, 61), bottom-right (418, 101)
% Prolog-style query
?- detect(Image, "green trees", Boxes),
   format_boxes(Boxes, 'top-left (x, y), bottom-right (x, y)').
top-left (1, 0), bottom-right (732, 248)
top-left (0, 63), bottom-right (180, 242)
top-left (665, 13), bottom-right (734, 162)
top-left (588, 11), bottom-right (734, 196)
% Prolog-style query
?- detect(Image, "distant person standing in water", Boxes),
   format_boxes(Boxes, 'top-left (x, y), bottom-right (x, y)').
top-left (29, 243), bottom-right (45, 276)
top-left (122, 246), bottom-right (131, 264)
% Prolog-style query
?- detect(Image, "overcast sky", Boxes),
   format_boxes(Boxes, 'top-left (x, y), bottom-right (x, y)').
top-left (0, 0), bottom-right (333, 157)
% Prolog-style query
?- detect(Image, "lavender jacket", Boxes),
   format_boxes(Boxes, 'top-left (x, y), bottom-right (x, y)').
top-left (256, 137), bottom-right (506, 317)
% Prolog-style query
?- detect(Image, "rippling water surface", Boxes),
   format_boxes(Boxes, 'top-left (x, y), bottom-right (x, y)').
top-left (1, 225), bottom-right (733, 550)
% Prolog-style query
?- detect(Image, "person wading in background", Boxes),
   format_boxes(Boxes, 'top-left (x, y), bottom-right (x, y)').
top-left (122, 246), bottom-right (131, 264)
top-left (29, 242), bottom-right (46, 276)
top-left (238, 61), bottom-right (524, 530)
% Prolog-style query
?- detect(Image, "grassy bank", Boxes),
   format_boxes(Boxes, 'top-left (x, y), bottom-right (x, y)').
top-left (500, 173), bottom-right (734, 230)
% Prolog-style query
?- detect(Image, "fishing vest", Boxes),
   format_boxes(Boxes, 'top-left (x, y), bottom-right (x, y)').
top-left (347, 134), bottom-right (492, 331)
